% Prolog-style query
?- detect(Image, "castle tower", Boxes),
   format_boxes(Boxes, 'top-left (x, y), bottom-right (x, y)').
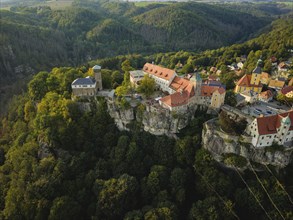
top-left (93, 65), bottom-right (103, 91)
top-left (250, 59), bottom-right (262, 86)
top-left (190, 72), bottom-right (202, 96)
top-left (277, 115), bottom-right (291, 145)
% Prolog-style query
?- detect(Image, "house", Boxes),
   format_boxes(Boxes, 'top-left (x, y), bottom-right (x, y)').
top-left (71, 65), bottom-right (103, 97)
top-left (240, 90), bottom-right (258, 103)
top-left (234, 62), bottom-right (263, 94)
top-left (246, 110), bottom-right (293, 147)
top-left (268, 79), bottom-right (285, 90)
top-left (280, 86), bottom-right (293, 98)
top-left (130, 70), bottom-right (145, 87)
top-left (237, 62), bottom-right (244, 70)
top-left (278, 62), bottom-right (289, 73)
top-left (143, 63), bottom-right (176, 93)
top-left (259, 90), bottom-right (273, 102)
top-left (260, 72), bottom-right (270, 85)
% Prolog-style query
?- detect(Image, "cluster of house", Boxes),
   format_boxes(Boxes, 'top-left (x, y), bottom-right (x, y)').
top-left (234, 60), bottom-right (293, 105)
top-left (130, 63), bottom-right (226, 112)
top-left (232, 60), bottom-right (293, 147)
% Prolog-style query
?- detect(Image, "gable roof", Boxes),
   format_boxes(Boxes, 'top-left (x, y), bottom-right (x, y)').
top-left (280, 86), bottom-right (293, 95)
top-left (268, 79), bottom-right (285, 89)
top-left (236, 74), bottom-right (251, 86)
top-left (143, 63), bottom-right (176, 81)
top-left (160, 85), bottom-right (195, 108)
top-left (201, 85), bottom-right (225, 97)
top-left (256, 110), bottom-right (293, 135)
top-left (72, 77), bottom-right (96, 86)
top-left (170, 76), bottom-right (190, 92)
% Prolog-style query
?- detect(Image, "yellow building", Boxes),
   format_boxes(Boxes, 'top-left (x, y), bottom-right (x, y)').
top-left (234, 74), bottom-right (262, 94)
top-left (234, 64), bottom-right (263, 94)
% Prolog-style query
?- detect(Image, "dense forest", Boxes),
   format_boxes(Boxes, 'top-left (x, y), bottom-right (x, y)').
top-left (1, 0), bottom-right (284, 79)
top-left (0, 0), bottom-right (291, 113)
top-left (0, 64), bottom-right (293, 219)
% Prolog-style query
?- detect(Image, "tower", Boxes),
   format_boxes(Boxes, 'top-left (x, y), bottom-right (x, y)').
top-left (250, 59), bottom-right (262, 86)
top-left (93, 65), bottom-right (103, 91)
top-left (190, 72), bottom-right (202, 96)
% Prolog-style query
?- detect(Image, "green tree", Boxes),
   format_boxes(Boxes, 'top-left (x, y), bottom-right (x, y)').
top-left (224, 90), bottom-right (237, 107)
top-left (136, 75), bottom-right (155, 98)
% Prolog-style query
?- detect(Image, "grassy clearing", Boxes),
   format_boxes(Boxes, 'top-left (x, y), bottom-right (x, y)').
top-left (0, 0), bottom-right (73, 10)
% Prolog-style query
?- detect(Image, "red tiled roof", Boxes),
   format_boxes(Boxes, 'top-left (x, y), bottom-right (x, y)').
top-left (256, 110), bottom-right (293, 135)
top-left (236, 74), bottom-right (262, 87)
top-left (160, 85), bottom-right (194, 107)
top-left (143, 63), bottom-right (175, 81)
top-left (280, 86), bottom-right (293, 95)
top-left (236, 74), bottom-right (251, 86)
top-left (170, 76), bottom-right (190, 92)
top-left (201, 85), bottom-right (225, 97)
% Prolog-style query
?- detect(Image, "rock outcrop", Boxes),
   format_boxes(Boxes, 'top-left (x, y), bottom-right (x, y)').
top-left (107, 100), bottom-right (207, 135)
top-left (202, 118), bottom-right (293, 168)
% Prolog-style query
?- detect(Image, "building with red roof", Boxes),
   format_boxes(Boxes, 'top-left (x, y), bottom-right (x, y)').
top-left (139, 63), bottom-right (226, 112)
top-left (246, 110), bottom-right (293, 147)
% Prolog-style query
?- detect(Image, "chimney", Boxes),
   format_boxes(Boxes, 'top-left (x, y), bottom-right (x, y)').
top-left (180, 88), bottom-right (183, 96)
top-left (152, 61), bottom-right (154, 65)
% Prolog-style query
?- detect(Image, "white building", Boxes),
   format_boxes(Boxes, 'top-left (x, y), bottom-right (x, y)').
top-left (143, 63), bottom-right (176, 93)
top-left (129, 70), bottom-right (145, 87)
top-left (246, 110), bottom-right (293, 147)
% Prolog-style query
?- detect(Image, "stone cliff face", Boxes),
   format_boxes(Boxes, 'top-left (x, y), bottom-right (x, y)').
top-left (107, 100), bottom-right (205, 135)
top-left (202, 119), bottom-right (293, 168)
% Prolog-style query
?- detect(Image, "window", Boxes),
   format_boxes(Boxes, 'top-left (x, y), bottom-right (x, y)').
top-left (262, 137), bottom-right (264, 139)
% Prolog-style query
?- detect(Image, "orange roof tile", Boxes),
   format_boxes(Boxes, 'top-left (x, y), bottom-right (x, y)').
top-left (143, 63), bottom-right (175, 81)
top-left (160, 84), bottom-right (195, 108)
top-left (201, 85), bottom-right (225, 97)
top-left (261, 72), bottom-right (270, 79)
top-left (236, 74), bottom-right (251, 86)
top-left (170, 76), bottom-right (190, 92)
top-left (236, 74), bottom-right (262, 88)
top-left (256, 110), bottom-right (293, 135)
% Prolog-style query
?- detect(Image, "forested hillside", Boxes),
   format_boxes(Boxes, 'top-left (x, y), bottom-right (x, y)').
top-left (0, 65), bottom-right (292, 219)
top-left (1, 1), bottom-right (282, 82)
